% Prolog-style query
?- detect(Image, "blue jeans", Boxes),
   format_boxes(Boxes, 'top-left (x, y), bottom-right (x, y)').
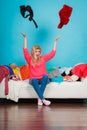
top-left (29, 75), bottom-right (49, 100)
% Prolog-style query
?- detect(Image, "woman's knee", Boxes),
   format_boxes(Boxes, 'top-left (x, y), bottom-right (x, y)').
top-left (43, 75), bottom-right (48, 80)
top-left (29, 78), bottom-right (37, 84)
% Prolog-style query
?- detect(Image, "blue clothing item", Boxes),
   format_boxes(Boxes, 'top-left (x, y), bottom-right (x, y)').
top-left (29, 75), bottom-right (49, 100)
top-left (51, 76), bottom-right (63, 83)
top-left (4, 65), bottom-right (14, 75)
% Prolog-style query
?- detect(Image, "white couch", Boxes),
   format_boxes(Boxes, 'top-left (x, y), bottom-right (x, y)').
top-left (0, 78), bottom-right (87, 102)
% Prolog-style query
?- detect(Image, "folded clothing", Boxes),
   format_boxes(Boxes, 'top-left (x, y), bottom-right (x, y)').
top-left (51, 76), bottom-right (63, 83)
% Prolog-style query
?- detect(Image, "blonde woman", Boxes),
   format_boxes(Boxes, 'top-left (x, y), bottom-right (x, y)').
top-left (21, 33), bottom-right (60, 106)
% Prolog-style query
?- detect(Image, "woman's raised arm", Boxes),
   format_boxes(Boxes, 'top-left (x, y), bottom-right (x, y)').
top-left (53, 35), bottom-right (61, 51)
top-left (21, 32), bottom-right (27, 48)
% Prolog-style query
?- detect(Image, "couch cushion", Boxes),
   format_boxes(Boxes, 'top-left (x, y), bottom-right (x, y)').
top-left (19, 65), bottom-right (29, 80)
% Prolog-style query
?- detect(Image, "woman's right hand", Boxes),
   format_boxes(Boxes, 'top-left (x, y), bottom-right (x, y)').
top-left (21, 32), bottom-right (26, 38)
top-left (21, 32), bottom-right (27, 48)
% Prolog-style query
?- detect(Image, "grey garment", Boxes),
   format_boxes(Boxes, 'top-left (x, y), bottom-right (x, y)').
top-left (48, 67), bottom-right (61, 78)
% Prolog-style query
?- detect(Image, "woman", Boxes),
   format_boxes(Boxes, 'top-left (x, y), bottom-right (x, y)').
top-left (21, 33), bottom-right (60, 106)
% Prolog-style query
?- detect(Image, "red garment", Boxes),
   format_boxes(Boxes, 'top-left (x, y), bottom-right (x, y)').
top-left (0, 66), bottom-right (10, 95)
top-left (0, 66), bottom-right (9, 82)
top-left (58, 4), bottom-right (73, 28)
top-left (71, 64), bottom-right (87, 78)
top-left (5, 77), bottom-right (9, 95)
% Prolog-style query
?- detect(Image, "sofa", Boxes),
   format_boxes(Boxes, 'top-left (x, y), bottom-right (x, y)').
top-left (0, 64), bottom-right (87, 102)
top-left (0, 77), bottom-right (87, 102)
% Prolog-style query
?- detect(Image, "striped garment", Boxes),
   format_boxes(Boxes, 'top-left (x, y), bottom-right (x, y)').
top-left (0, 66), bottom-right (10, 95)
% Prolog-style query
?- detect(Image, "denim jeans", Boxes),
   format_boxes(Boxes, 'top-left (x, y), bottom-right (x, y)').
top-left (29, 75), bottom-right (49, 100)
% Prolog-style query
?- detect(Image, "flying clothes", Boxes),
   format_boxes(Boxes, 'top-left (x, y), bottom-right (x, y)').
top-left (20, 5), bottom-right (38, 28)
top-left (58, 4), bottom-right (73, 29)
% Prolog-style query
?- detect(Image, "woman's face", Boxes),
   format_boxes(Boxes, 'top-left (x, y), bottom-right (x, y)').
top-left (34, 49), bottom-right (41, 60)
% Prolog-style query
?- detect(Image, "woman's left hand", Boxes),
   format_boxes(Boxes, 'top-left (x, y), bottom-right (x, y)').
top-left (54, 35), bottom-right (61, 43)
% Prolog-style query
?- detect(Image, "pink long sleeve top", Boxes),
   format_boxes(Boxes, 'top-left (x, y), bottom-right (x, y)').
top-left (23, 48), bottom-right (56, 79)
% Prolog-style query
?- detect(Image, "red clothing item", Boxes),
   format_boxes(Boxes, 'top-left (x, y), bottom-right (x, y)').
top-left (71, 64), bottom-right (87, 78)
top-left (23, 48), bottom-right (56, 79)
top-left (58, 4), bottom-right (73, 28)
top-left (0, 66), bottom-right (10, 95)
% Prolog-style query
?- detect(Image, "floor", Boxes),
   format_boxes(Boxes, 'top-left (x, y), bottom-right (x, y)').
top-left (0, 99), bottom-right (87, 130)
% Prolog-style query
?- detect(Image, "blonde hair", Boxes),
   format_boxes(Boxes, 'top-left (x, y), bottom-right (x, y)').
top-left (31, 45), bottom-right (42, 64)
